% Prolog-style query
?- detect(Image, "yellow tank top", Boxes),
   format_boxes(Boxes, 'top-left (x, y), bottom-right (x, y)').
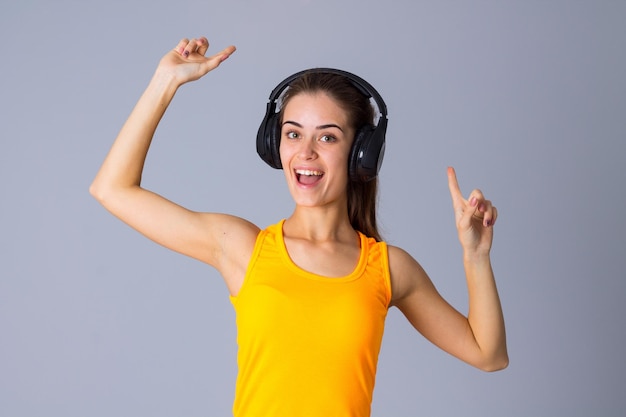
top-left (230, 220), bottom-right (391, 417)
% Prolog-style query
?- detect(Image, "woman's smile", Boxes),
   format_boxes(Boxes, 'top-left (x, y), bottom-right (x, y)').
top-left (295, 168), bottom-right (324, 186)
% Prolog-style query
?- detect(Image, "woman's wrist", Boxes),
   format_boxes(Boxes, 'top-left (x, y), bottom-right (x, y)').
top-left (149, 68), bottom-right (183, 95)
top-left (462, 249), bottom-right (492, 266)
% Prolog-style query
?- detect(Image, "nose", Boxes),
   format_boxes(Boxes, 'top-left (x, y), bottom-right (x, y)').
top-left (297, 137), bottom-right (318, 160)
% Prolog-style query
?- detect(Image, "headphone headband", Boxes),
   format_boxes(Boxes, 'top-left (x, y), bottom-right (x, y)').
top-left (267, 68), bottom-right (388, 118)
top-left (257, 67), bottom-right (388, 182)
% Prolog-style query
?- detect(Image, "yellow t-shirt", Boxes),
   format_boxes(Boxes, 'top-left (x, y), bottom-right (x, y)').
top-left (230, 220), bottom-right (391, 417)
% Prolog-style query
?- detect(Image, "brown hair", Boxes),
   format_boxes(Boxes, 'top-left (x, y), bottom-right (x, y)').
top-left (279, 71), bottom-right (382, 241)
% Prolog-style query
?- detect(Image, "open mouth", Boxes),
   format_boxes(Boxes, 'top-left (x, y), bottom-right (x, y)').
top-left (295, 169), bottom-right (324, 185)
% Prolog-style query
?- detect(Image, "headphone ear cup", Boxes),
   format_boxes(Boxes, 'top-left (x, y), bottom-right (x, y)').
top-left (349, 125), bottom-right (379, 182)
top-left (256, 112), bottom-right (282, 169)
top-left (267, 113), bottom-right (282, 169)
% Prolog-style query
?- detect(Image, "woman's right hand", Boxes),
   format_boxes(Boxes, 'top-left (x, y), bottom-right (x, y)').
top-left (90, 36), bottom-right (256, 295)
top-left (156, 37), bottom-right (236, 85)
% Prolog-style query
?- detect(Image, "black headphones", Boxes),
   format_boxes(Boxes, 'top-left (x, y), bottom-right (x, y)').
top-left (256, 68), bottom-right (388, 182)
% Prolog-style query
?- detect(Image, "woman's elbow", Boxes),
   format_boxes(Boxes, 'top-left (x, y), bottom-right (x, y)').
top-left (89, 178), bottom-right (120, 207)
top-left (89, 180), bottom-right (107, 203)
top-left (478, 353), bottom-right (509, 372)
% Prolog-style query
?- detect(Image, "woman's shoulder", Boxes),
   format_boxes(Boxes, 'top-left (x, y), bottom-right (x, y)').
top-left (201, 214), bottom-right (261, 294)
top-left (386, 244), bottom-right (414, 266)
top-left (386, 244), bottom-right (430, 304)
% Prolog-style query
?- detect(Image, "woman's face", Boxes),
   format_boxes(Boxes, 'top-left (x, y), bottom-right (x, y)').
top-left (279, 92), bottom-right (355, 209)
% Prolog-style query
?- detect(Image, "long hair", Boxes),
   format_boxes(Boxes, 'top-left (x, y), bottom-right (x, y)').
top-left (279, 71), bottom-right (382, 241)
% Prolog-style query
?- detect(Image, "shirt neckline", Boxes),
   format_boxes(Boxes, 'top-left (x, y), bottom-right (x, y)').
top-left (276, 219), bottom-right (368, 283)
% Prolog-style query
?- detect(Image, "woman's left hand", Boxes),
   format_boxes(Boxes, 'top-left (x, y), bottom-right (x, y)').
top-left (447, 167), bottom-right (497, 256)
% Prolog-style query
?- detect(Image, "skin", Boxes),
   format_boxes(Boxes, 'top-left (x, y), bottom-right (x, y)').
top-left (90, 37), bottom-right (508, 372)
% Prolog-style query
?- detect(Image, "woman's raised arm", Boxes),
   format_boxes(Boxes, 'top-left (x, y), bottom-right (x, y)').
top-left (90, 38), bottom-right (258, 295)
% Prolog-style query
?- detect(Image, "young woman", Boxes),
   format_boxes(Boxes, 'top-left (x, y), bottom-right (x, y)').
top-left (90, 37), bottom-right (508, 417)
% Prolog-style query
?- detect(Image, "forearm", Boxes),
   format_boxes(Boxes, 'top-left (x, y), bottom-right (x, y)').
top-left (90, 71), bottom-right (180, 199)
top-left (464, 252), bottom-right (508, 371)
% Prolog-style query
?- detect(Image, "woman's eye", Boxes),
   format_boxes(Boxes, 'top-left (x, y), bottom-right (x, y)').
top-left (286, 131), bottom-right (299, 139)
top-left (319, 135), bottom-right (336, 143)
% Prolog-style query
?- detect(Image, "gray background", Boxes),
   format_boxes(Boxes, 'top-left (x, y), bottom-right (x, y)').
top-left (1, 1), bottom-right (625, 416)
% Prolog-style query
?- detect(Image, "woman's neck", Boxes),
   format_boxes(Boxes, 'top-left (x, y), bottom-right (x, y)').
top-left (283, 205), bottom-right (356, 243)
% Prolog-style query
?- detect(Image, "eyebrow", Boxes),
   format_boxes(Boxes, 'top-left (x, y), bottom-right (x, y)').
top-left (282, 120), bottom-right (344, 132)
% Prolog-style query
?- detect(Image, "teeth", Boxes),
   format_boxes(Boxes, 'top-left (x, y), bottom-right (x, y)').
top-left (295, 169), bottom-right (323, 176)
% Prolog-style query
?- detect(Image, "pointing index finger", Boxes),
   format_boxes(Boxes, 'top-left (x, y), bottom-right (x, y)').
top-left (447, 166), bottom-right (464, 205)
